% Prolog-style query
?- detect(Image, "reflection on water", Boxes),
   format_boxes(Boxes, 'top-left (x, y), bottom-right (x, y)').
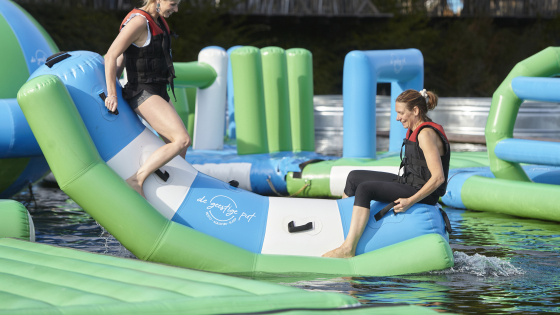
top-left (11, 182), bottom-right (560, 314)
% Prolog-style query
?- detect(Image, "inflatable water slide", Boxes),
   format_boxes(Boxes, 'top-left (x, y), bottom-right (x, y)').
top-left (443, 47), bottom-right (560, 222)
top-left (17, 51), bottom-right (453, 277)
top-left (285, 49), bottom-right (489, 198)
top-left (183, 45), bottom-right (335, 196)
top-left (0, 0), bottom-right (55, 198)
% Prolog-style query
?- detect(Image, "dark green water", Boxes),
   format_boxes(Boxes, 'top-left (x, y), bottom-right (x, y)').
top-left (14, 183), bottom-right (560, 314)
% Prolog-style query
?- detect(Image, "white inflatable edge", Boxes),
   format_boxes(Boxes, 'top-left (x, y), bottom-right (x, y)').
top-left (329, 166), bottom-right (401, 197)
top-left (107, 128), bottom-right (199, 219)
top-left (193, 47), bottom-right (228, 150)
top-left (261, 197), bottom-right (344, 257)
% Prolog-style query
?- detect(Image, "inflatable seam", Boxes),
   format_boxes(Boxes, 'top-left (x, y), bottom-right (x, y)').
top-left (58, 159), bottom-right (100, 190)
top-left (142, 220), bottom-right (172, 261)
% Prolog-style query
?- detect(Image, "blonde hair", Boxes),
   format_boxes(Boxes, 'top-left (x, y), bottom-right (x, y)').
top-left (396, 89), bottom-right (439, 122)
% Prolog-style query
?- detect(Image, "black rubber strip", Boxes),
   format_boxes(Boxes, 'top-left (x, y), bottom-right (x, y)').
top-left (45, 52), bottom-right (71, 68)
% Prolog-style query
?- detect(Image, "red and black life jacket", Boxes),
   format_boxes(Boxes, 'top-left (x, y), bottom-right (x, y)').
top-left (120, 8), bottom-right (176, 100)
top-left (398, 122), bottom-right (450, 198)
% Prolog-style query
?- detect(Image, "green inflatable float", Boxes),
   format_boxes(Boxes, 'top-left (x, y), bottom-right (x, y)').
top-left (443, 47), bottom-right (560, 222)
top-left (0, 199), bottom-right (34, 241)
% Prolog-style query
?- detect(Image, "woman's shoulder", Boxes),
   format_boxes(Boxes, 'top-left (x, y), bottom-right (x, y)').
top-left (417, 127), bottom-right (439, 144)
top-left (122, 13), bottom-right (149, 30)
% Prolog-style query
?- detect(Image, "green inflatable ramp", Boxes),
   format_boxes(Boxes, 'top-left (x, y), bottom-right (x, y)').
top-left (0, 238), bottom-right (358, 315)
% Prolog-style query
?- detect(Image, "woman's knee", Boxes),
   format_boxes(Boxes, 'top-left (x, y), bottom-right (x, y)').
top-left (170, 133), bottom-right (191, 151)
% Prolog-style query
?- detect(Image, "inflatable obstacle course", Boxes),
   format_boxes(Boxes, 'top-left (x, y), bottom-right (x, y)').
top-left (0, 200), bottom-right (35, 241)
top-left (184, 45), bottom-right (331, 196)
top-left (0, 0), bottom-right (55, 198)
top-left (18, 51), bottom-right (453, 276)
top-left (444, 47), bottom-right (560, 222)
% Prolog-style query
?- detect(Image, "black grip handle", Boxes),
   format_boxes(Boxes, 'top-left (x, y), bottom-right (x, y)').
top-left (288, 221), bottom-right (313, 233)
top-left (45, 52), bottom-right (71, 68)
top-left (374, 202), bottom-right (396, 221)
top-left (155, 169), bottom-right (169, 182)
top-left (99, 92), bottom-right (119, 115)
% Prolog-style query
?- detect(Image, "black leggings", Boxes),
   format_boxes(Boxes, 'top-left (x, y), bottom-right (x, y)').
top-left (344, 170), bottom-right (439, 208)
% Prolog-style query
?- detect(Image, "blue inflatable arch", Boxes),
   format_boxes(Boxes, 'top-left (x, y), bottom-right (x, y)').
top-left (342, 49), bottom-right (424, 158)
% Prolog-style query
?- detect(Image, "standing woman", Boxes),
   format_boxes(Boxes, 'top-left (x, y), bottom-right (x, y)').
top-left (104, 0), bottom-right (190, 198)
top-left (323, 89), bottom-right (450, 258)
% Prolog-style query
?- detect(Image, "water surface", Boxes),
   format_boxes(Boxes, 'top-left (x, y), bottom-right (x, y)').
top-left (13, 182), bottom-right (560, 314)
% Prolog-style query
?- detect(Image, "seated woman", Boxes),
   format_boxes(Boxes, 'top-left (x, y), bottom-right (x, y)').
top-left (323, 89), bottom-right (450, 258)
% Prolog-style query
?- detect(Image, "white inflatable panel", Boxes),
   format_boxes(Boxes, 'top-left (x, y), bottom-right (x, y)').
top-left (107, 128), bottom-right (199, 219)
top-left (261, 197), bottom-right (344, 256)
top-left (329, 166), bottom-right (400, 197)
top-left (192, 163), bottom-right (252, 191)
top-left (193, 47), bottom-right (228, 150)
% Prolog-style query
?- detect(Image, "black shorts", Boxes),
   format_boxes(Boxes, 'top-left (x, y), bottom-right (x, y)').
top-left (125, 83), bottom-right (170, 110)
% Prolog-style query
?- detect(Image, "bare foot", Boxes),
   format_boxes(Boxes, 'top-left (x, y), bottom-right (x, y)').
top-left (126, 173), bottom-right (146, 199)
top-left (322, 245), bottom-right (354, 258)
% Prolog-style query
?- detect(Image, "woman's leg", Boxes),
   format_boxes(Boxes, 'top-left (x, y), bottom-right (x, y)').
top-left (343, 170), bottom-right (399, 198)
top-left (126, 96), bottom-right (191, 197)
top-left (323, 179), bottom-right (419, 258)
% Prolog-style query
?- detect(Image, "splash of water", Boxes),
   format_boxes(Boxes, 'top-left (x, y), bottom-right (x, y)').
top-left (434, 251), bottom-right (525, 277)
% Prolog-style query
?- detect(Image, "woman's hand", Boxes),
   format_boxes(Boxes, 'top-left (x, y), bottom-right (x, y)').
top-left (393, 198), bottom-right (413, 213)
top-left (105, 95), bottom-right (118, 113)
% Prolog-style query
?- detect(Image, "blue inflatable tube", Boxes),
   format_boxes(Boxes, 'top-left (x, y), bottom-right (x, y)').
top-left (28, 51), bottom-right (449, 257)
top-left (495, 138), bottom-right (560, 166)
top-left (342, 49), bottom-right (423, 157)
top-left (443, 165), bottom-right (560, 209)
top-left (512, 77), bottom-right (560, 103)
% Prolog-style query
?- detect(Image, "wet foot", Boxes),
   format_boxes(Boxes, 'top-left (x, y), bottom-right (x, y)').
top-left (126, 173), bottom-right (146, 199)
top-left (322, 245), bottom-right (354, 258)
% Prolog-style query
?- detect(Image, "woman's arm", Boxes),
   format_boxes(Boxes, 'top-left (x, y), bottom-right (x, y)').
top-left (104, 16), bottom-right (146, 112)
top-left (394, 128), bottom-right (446, 213)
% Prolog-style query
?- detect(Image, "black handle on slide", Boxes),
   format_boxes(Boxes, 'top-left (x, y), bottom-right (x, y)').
top-left (155, 169), bottom-right (169, 182)
top-left (99, 92), bottom-right (119, 115)
top-left (45, 52), bottom-right (71, 68)
top-left (288, 221), bottom-right (313, 233)
top-left (374, 202), bottom-right (397, 221)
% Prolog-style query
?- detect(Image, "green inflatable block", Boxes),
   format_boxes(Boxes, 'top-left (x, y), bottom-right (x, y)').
top-left (0, 238), bottom-right (359, 314)
top-left (0, 200), bottom-right (34, 241)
